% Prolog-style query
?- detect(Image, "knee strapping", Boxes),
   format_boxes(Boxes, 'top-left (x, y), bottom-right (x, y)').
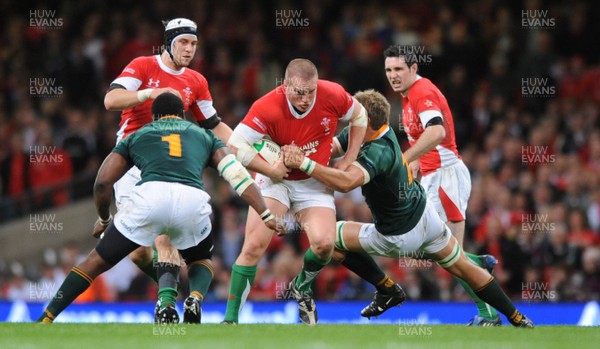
top-left (436, 241), bottom-right (462, 268)
top-left (334, 221), bottom-right (348, 251)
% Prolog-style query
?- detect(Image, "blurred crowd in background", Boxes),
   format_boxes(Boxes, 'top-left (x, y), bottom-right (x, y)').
top-left (1, 0), bottom-right (599, 304)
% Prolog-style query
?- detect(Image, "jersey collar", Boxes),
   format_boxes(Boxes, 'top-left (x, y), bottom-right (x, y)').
top-left (402, 75), bottom-right (422, 98)
top-left (156, 55), bottom-right (185, 75)
top-left (368, 125), bottom-right (390, 141)
top-left (286, 90), bottom-right (317, 119)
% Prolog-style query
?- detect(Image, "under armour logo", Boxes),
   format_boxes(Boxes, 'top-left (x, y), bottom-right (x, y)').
top-left (147, 78), bottom-right (160, 88)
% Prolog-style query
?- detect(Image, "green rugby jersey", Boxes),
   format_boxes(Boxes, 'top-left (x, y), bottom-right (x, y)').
top-left (113, 117), bottom-right (225, 191)
top-left (337, 126), bottom-right (426, 235)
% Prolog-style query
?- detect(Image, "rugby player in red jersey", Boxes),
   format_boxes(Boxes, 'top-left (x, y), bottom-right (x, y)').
top-left (101, 18), bottom-right (233, 323)
top-left (222, 59), bottom-right (368, 324)
top-left (384, 44), bottom-right (501, 325)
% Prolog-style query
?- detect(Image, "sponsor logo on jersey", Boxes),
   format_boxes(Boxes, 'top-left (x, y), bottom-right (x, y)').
top-left (424, 99), bottom-right (433, 108)
top-left (293, 140), bottom-right (319, 157)
top-left (123, 67), bottom-right (135, 75)
top-left (147, 78), bottom-right (160, 88)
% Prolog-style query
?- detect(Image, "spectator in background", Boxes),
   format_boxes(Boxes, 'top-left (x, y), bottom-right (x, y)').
top-left (28, 124), bottom-right (73, 209)
top-left (580, 247), bottom-right (600, 301)
top-left (567, 209), bottom-right (599, 248)
top-left (0, 133), bottom-right (30, 219)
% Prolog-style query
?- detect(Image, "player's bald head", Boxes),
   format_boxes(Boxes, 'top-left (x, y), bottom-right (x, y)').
top-left (353, 89), bottom-right (390, 130)
top-left (285, 59), bottom-right (318, 83)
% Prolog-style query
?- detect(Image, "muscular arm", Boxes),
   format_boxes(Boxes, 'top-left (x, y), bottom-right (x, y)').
top-left (402, 124), bottom-right (445, 163)
top-left (311, 163), bottom-right (365, 193)
top-left (94, 152), bottom-right (131, 220)
top-left (283, 145), bottom-right (365, 193)
top-left (211, 121), bottom-right (233, 146)
top-left (212, 147), bottom-right (283, 233)
top-left (227, 125), bottom-right (289, 180)
top-left (211, 147), bottom-right (268, 212)
top-left (338, 98), bottom-right (367, 167)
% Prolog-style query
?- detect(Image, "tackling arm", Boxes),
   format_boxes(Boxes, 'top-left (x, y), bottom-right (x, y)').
top-left (93, 152), bottom-right (131, 222)
top-left (212, 147), bottom-right (284, 234)
top-left (227, 126), bottom-right (289, 180)
top-left (283, 145), bottom-right (365, 193)
top-left (210, 121), bottom-right (233, 145)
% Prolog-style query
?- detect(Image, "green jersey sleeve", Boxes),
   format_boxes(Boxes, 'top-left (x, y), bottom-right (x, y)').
top-left (356, 142), bottom-right (390, 180)
top-left (336, 126), bottom-right (350, 153)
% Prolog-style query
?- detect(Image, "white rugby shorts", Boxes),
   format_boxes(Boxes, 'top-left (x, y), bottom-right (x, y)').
top-left (357, 201), bottom-right (451, 257)
top-left (113, 181), bottom-right (212, 250)
top-left (420, 160), bottom-right (471, 222)
top-left (254, 174), bottom-right (335, 212)
top-left (113, 166), bottom-right (141, 210)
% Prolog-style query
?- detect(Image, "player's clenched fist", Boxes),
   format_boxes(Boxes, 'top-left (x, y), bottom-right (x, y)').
top-left (282, 144), bottom-right (304, 168)
top-left (92, 215), bottom-right (112, 238)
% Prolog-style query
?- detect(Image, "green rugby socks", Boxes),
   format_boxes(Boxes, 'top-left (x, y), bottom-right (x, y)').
top-left (224, 264), bottom-right (256, 323)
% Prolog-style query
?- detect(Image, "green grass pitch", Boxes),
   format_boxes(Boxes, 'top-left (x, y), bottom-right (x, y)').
top-left (1, 323), bottom-right (598, 349)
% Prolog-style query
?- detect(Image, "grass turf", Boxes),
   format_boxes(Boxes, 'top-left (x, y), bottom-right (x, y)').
top-left (1, 323), bottom-right (598, 349)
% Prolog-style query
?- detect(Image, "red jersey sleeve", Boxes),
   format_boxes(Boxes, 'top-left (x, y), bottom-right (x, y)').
top-left (326, 82), bottom-right (354, 121)
top-left (412, 93), bottom-right (443, 127)
top-left (190, 74), bottom-right (216, 121)
top-left (111, 57), bottom-right (148, 91)
top-left (241, 99), bottom-right (270, 135)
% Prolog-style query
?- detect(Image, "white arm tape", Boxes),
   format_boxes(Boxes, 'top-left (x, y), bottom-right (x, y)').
top-left (217, 154), bottom-right (254, 195)
top-left (137, 88), bottom-right (154, 102)
top-left (349, 104), bottom-right (368, 127)
top-left (228, 132), bottom-right (258, 166)
top-left (352, 161), bottom-right (371, 184)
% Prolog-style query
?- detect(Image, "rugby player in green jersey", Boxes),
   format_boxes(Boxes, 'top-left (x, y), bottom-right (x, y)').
top-left (283, 90), bottom-right (533, 328)
top-left (38, 93), bottom-right (283, 324)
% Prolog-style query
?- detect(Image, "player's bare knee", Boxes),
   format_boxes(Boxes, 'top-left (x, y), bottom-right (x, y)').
top-left (311, 240), bottom-right (334, 259)
top-left (239, 240), bottom-right (269, 263)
